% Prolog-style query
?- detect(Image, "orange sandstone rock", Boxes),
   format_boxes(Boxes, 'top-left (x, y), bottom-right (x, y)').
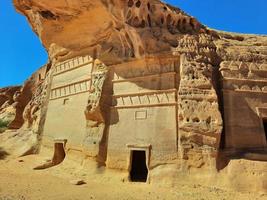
top-left (0, 0), bottom-right (267, 192)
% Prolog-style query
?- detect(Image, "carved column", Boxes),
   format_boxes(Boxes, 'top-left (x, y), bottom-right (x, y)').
top-left (83, 59), bottom-right (109, 164)
top-left (176, 34), bottom-right (223, 169)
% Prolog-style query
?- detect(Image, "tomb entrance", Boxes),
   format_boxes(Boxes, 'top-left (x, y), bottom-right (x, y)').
top-left (130, 150), bottom-right (148, 182)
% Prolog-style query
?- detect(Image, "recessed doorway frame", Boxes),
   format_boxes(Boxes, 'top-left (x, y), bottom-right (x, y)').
top-left (126, 144), bottom-right (151, 183)
top-left (53, 139), bottom-right (68, 164)
top-left (54, 139), bottom-right (67, 148)
top-left (261, 118), bottom-right (267, 143)
top-left (256, 107), bottom-right (267, 147)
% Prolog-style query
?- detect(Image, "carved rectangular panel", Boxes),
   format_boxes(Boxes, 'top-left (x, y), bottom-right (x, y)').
top-left (135, 110), bottom-right (147, 120)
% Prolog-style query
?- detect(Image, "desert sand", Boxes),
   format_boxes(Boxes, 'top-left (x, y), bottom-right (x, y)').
top-left (0, 147), bottom-right (266, 200)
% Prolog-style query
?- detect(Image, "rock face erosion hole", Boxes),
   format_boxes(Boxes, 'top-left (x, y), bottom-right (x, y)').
top-left (39, 10), bottom-right (57, 20)
top-left (130, 150), bottom-right (148, 182)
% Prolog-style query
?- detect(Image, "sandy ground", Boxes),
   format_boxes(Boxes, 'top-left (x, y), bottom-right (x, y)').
top-left (0, 150), bottom-right (267, 200)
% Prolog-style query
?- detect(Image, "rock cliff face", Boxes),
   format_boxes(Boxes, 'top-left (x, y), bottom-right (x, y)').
top-left (1, 0), bottom-right (267, 192)
top-left (0, 64), bottom-right (48, 156)
top-left (0, 86), bottom-right (21, 133)
top-left (13, 0), bottom-right (206, 64)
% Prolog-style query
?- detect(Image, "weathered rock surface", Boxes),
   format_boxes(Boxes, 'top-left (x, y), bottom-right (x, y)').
top-left (0, 86), bottom-right (21, 132)
top-left (0, 0), bottom-right (267, 193)
top-left (0, 65), bottom-right (48, 156)
top-left (13, 0), bottom-right (208, 64)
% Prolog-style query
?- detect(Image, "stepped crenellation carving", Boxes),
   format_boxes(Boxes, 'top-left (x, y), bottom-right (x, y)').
top-left (50, 79), bottom-right (91, 100)
top-left (112, 89), bottom-right (177, 108)
top-left (53, 55), bottom-right (93, 76)
top-left (220, 61), bottom-right (267, 93)
top-left (220, 61), bottom-right (267, 72)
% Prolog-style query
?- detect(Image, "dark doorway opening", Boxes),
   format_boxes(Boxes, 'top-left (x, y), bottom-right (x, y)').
top-left (263, 119), bottom-right (267, 140)
top-left (130, 150), bottom-right (148, 182)
top-left (33, 142), bottom-right (66, 170)
top-left (52, 142), bottom-right (66, 165)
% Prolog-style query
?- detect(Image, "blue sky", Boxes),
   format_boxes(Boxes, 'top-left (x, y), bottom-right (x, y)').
top-left (0, 1), bottom-right (48, 87)
top-left (0, 0), bottom-right (267, 87)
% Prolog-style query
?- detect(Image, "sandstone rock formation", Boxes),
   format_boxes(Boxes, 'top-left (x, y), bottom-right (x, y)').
top-left (0, 86), bottom-right (21, 132)
top-left (0, 65), bottom-right (48, 156)
top-left (0, 0), bottom-right (267, 192)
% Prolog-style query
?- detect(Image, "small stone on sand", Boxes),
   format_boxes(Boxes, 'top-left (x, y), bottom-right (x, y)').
top-left (70, 179), bottom-right (86, 185)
